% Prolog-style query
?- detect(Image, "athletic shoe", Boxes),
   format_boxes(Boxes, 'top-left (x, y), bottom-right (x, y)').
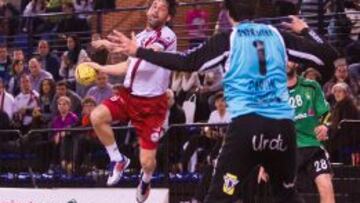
top-left (106, 157), bottom-right (130, 186)
top-left (136, 179), bottom-right (151, 202)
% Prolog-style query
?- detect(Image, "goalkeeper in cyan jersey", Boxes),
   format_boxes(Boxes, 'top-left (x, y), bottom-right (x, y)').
top-left (287, 61), bottom-right (334, 203)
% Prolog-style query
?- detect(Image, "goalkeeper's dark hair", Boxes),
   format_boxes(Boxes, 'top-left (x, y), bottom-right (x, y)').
top-left (224, 0), bottom-right (277, 22)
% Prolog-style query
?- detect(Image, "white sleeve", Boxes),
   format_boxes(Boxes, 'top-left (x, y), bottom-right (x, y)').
top-left (153, 28), bottom-right (177, 52)
top-left (12, 96), bottom-right (20, 113)
top-left (208, 111), bottom-right (216, 123)
top-left (23, 2), bottom-right (33, 16)
top-left (5, 94), bottom-right (15, 119)
top-left (181, 72), bottom-right (200, 92)
top-left (77, 49), bottom-right (89, 64)
top-left (59, 52), bottom-right (68, 78)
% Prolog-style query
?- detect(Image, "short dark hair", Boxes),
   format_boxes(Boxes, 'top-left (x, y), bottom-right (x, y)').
top-left (224, 0), bottom-right (277, 22)
top-left (165, 0), bottom-right (177, 17)
top-left (20, 73), bottom-right (30, 81)
top-left (214, 91), bottom-right (225, 102)
top-left (56, 80), bottom-right (68, 88)
top-left (82, 97), bottom-right (97, 106)
top-left (149, 0), bottom-right (177, 17)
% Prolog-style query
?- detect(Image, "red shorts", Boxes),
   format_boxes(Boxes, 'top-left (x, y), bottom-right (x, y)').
top-left (102, 88), bottom-right (168, 150)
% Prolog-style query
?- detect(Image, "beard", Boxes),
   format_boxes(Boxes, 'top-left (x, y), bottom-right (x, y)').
top-left (147, 16), bottom-right (164, 29)
top-left (147, 16), bottom-right (165, 29)
top-left (287, 67), bottom-right (296, 78)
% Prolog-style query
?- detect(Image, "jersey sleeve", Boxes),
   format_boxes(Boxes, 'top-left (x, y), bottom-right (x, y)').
top-left (152, 28), bottom-right (177, 52)
top-left (281, 28), bottom-right (339, 69)
top-left (313, 81), bottom-right (330, 117)
top-left (136, 32), bottom-right (230, 72)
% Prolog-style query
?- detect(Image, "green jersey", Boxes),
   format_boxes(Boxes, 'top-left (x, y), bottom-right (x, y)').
top-left (288, 77), bottom-right (329, 148)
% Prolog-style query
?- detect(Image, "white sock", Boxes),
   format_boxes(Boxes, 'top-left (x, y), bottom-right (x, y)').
top-left (105, 143), bottom-right (124, 162)
top-left (142, 171), bottom-right (153, 183)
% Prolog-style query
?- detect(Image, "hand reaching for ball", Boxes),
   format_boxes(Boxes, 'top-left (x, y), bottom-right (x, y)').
top-left (82, 62), bottom-right (102, 71)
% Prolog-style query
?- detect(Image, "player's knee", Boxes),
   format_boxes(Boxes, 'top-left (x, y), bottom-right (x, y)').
top-left (315, 174), bottom-right (334, 195)
top-left (140, 154), bottom-right (156, 172)
top-left (90, 105), bottom-right (110, 126)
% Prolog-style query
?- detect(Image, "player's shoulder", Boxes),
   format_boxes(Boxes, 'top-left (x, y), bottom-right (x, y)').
top-left (298, 76), bottom-right (321, 90)
top-left (160, 26), bottom-right (177, 39)
top-left (136, 30), bottom-right (146, 38)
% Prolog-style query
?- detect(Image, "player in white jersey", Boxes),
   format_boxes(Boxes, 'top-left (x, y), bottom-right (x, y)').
top-left (85, 0), bottom-right (177, 202)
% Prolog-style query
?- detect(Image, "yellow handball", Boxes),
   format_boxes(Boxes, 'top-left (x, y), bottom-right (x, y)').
top-left (75, 63), bottom-right (97, 86)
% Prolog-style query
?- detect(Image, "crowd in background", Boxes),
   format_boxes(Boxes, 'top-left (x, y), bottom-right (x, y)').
top-left (0, 0), bottom-right (358, 176)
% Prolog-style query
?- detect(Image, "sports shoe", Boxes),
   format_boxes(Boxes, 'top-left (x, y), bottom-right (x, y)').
top-left (136, 179), bottom-right (151, 203)
top-left (106, 157), bottom-right (130, 186)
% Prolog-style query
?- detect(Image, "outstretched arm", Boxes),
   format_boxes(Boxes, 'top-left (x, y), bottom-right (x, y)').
top-left (111, 30), bottom-right (230, 72)
top-left (83, 60), bottom-right (129, 76)
top-left (281, 16), bottom-right (339, 69)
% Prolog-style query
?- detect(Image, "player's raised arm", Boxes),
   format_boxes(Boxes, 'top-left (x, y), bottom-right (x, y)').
top-left (280, 15), bottom-right (339, 69)
top-left (83, 60), bottom-right (129, 76)
top-left (112, 30), bottom-right (230, 72)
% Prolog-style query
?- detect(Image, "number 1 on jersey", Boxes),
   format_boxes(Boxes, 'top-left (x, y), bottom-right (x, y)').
top-left (253, 40), bottom-right (267, 76)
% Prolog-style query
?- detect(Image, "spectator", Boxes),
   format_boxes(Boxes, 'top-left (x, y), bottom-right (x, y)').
top-left (12, 74), bottom-right (39, 133)
top-left (302, 67), bottom-right (322, 82)
top-left (213, 2), bottom-right (231, 34)
top-left (0, 78), bottom-right (14, 119)
top-left (181, 91), bottom-right (229, 175)
top-left (207, 91), bottom-right (231, 124)
top-left (345, 39), bottom-right (360, 85)
top-left (0, 45), bottom-right (11, 84)
top-left (8, 60), bottom-right (26, 96)
top-left (22, 0), bottom-right (47, 33)
top-left (328, 82), bottom-right (359, 164)
top-left (348, 63), bottom-right (360, 90)
top-left (45, 0), bottom-right (62, 12)
top-left (59, 35), bottom-right (89, 96)
top-left (73, 0), bottom-right (93, 19)
top-left (185, 0), bottom-right (209, 48)
top-left (87, 33), bottom-right (109, 65)
top-left (56, 2), bottom-right (90, 34)
top-left (0, 0), bottom-right (20, 36)
top-left (51, 96), bottom-right (79, 174)
top-left (180, 72), bottom-right (200, 105)
top-left (28, 57), bottom-right (53, 93)
top-left (12, 48), bottom-right (26, 63)
top-left (193, 91), bottom-right (230, 202)
top-left (51, 80), bottom-right (82, 116)
top-left (85, 72), bottom-right (112, 104)
top-left (23, 0), bottom-right (45, 15)
top-left (33, 78), bottom-right (56, 128)
top-left (72, 97), bottom-right (101, 174)
top-left (37, 40), bottom-right (61, 81)
top-left (170, 71), bottom-right (183, 96)
top-left (195, 67), bottom-right (223, 121)
top-left (344, 0), bottom-right (360, 41)
top-left (12, 48), bottom-right (28, 72)
top-left (323, 58), bottom-right (359, 106)
top-left (111, 83), bottom-right (123, 95)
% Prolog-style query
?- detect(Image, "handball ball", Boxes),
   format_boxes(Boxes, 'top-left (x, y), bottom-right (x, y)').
top-left (75, 63), bottom-right (97, 86)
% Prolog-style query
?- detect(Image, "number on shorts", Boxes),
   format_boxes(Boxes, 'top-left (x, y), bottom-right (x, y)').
top-left (314, 159), bottom-right (328, 172)
top-left (253, 40), bottom-right (267, 75)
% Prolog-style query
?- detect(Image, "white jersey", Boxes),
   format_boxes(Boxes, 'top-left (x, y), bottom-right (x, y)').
top-left (124, 26), bottom-right (177, 97)
top-left (208, 110), bottom-right (231, 124)
top-left (13, 90), bottom-right (39, 125)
